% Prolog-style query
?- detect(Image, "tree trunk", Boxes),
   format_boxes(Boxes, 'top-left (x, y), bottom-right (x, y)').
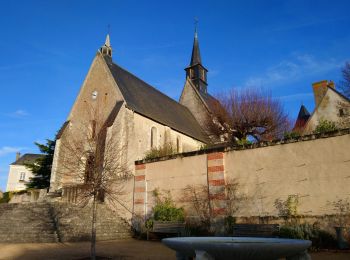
top-left (91, 195), bottom-right (98, 260)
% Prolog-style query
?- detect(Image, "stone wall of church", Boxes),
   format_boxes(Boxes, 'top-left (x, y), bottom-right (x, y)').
top-left (133, 130), bottom-right (350, 221)
top-left (50, 53), bottom-right (125, 191)
top-left (180, 79), bottom-right (210, 133)
top-left (107, 104), bottom-right (204, 166)
top-left (50, 54), bottom-right (204, 197)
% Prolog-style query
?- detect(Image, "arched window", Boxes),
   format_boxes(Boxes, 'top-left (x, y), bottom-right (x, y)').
top-left (176, 136), bottom-right (182, 153)
top-left (151, 127), bottom-right (157, 149)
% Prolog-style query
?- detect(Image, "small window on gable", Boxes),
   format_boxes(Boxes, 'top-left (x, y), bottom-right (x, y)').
top-left (19, 172), bottom-right (25, 181)
top-left (151, 127), bottom-right (157, 149)
top-left (339, 108), bottom-right (345, 117)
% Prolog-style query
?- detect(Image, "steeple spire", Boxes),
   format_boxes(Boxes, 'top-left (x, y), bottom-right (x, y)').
top-left (100, 34), bottom-right (112, 58)
top-left (185, 22), bottom-right (208, 93)
top-left (105, 34), bottom-right (111, 47)
top-left (190, 18), bottom-right (202, 66)
top-left (190, 28), bottom-right (202, 66)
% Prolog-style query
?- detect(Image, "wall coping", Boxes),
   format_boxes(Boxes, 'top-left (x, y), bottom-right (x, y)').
top-left (135, 128), bottom-right (350, 165)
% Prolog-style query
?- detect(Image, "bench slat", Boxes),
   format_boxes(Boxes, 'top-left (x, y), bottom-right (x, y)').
top-left (233, 224), bottom-right (280, 238)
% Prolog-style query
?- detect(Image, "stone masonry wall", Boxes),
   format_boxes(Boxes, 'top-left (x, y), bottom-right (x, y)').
top-left (133, 130), bottom-right (350, 228)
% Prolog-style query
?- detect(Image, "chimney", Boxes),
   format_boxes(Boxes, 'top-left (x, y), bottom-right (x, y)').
top-left (16, 152), bottom-right (21, 161)
top-left (312, 80), bottom-right (335, 107)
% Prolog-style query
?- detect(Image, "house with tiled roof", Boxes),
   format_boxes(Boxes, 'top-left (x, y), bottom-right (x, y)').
top-left (6, 153), bottom-right (43, 191)
top-left (293, 80), bottom-right (350, 134)
top-left (49, 33), bottom-right (215, 192)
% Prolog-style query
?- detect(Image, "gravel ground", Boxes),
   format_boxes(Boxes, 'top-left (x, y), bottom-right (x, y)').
top-left (0, 239), bottom-right (349, 260)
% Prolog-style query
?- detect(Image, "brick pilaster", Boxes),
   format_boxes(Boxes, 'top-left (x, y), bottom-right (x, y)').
top-left (207, 152), bottom-right (226, 217)
top-left (134, 163), bottom-right (146, 218)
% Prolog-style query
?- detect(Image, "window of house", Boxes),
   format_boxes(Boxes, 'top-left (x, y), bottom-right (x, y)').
top-left (151, 127), bottom-right (157, 149)
top-left (19, 172), bottom-right (25, 181)
top-left (339, 108), bottom-right (345, 117)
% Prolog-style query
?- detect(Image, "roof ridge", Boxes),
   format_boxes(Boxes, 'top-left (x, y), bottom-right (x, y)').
top-left (108, 59), bottom-right (197, 113)
top-left (187, 78), bottom-right (212, 112)
top-left (104, 57), bottom-right (210, 143)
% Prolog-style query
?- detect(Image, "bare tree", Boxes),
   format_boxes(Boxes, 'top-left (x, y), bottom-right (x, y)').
top-left (207, 88), bottom-right (290, 143)
top-left (181, 179), bottom-right (245, 233)
top-left (182, 184), bottom-right (212, 229)
top-left (58, 103), bottom-right (132, 260)
top-left (339, 62), bottom-right (350, 99)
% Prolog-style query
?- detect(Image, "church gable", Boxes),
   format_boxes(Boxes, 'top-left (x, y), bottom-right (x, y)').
top-left (180, 79), bottom-right (211, 129)
top-left (67, 52), bottom-right (124, 123)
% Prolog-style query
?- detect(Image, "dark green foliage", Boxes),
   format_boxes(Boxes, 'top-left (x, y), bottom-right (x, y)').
top-left (144, 143), bottom-right (176, 160)
top-left (279, 223), bottom-right (337, 250)
top-left (199, 144), bottom-right (209, 151)
top-left (153, 202), bottom-right (185, 222)
top-left (0, 192), bottom-right (12, 203)
top-left (313, 119), bottom-right (337, 134)
top-left (235, 138), bottom-right (253, 146)
top-left (284, 131), bottom-right (301, 140)
top-left (145, 189), bottom-right (185, 230)
top-left (224, 215), bottom-right (236, 233)
top-left (25, 139), bottom-right (55, 189)
top-left (152, 189), bottom-right (184, 222)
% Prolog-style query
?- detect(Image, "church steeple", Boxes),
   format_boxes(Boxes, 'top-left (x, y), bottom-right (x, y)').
top-left (100, 34), bottom-right (112, 58)
top-left (185, 27), bottom-right (208, 93)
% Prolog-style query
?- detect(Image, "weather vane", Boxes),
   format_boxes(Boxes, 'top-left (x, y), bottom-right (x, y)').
top-left (107, 24), bottom-right (111, 35)
top-left (194, 17), bottom-right (199, 33)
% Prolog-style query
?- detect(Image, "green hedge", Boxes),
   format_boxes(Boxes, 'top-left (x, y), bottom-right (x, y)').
top-left (280, 224), bottom-right (337, 249)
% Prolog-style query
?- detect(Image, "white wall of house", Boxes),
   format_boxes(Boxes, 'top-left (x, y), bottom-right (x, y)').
top-left (6, 165), bottom-right (33, 191)
top-left (304, 89), bottom-right (349, 134)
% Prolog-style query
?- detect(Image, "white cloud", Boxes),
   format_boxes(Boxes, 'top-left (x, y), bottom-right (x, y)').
top-left (244, 54), bottom-right (344, 88)
top-left (7, 109), bottom-right (29, 118)
top-left (0, 146), bottom-right (23, 157)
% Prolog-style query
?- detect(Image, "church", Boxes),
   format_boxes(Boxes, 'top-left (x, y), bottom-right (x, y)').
top-left (49, 32), bottom-right (215, 192)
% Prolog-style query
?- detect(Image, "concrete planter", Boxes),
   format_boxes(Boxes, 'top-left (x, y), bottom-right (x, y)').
top-left (162, 237), bottom-right (312, 260)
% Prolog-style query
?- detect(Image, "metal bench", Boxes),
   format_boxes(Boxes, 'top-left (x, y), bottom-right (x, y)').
top-left (147, 221), bottom-right (185, 240)
top-left (233, 224), bottom-right (280, 238)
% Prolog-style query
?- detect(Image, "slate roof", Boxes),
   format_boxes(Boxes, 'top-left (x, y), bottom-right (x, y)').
top-left (297, 105), bottom-right (311, 120)
top-left (11, 154), bottom-right (43, 165)
top-left (187, 79), bottom-right (218, 113)
top-left (293, 105), bottom-right (311, 131)
top-left (189, 33), bottom-right (202, 66)
top-left (56, 121), bottom-right (70, 139)
top-left (103, 56), bottom-right (209, 143)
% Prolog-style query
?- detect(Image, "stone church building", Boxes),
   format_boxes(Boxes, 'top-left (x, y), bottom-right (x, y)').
top-left (49, 33), bottom-right (214, 192)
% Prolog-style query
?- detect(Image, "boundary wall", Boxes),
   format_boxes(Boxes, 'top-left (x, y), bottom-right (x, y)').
top-left (133, 130), bottom-right (350, 223)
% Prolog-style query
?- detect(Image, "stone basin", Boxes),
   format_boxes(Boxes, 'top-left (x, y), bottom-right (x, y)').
top-left (162, 237), bottom-right (312, 260)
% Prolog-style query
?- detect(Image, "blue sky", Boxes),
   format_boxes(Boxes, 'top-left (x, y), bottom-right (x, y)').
top-left (1, 0), bottom-right (350, 191)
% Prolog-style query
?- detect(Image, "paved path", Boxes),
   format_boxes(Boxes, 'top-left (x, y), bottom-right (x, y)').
top-left (0, 239), bottom-right (349, 260)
